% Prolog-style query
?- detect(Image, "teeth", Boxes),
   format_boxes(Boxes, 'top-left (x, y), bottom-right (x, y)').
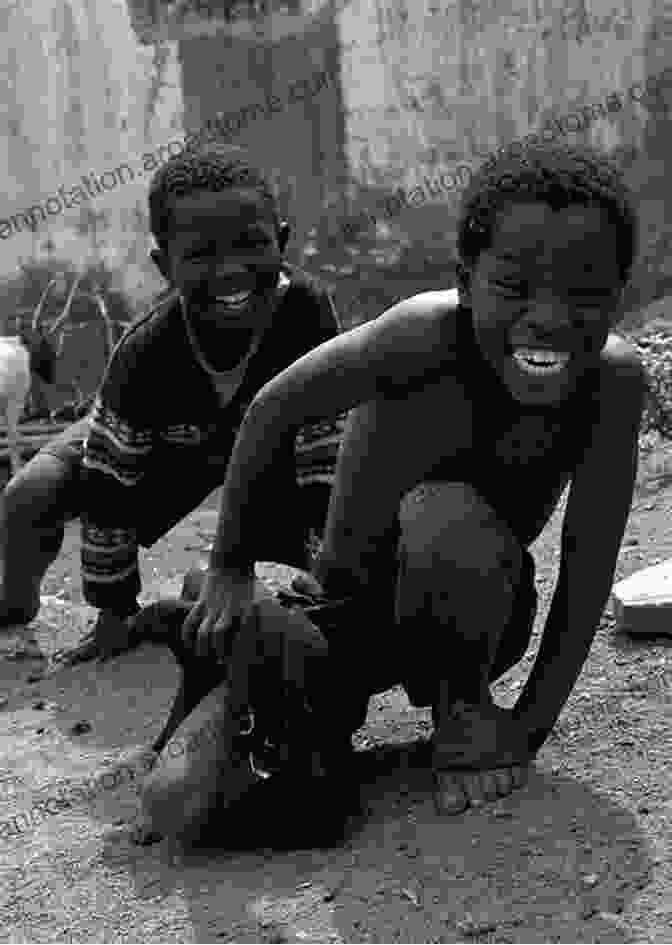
top-left (512, 348), bottom-right (570, 376)
top-left (214, 290), bottom-right (253, 306)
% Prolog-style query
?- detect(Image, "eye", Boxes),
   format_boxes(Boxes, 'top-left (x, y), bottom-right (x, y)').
top-left (234, 233), bottom-right (272, 250)
top-left (186, 246), bottom-right (215, 262)
top-left (494, 279), bottom-right (527, 297)
top-left (567, 288), bottom-right (611, 307)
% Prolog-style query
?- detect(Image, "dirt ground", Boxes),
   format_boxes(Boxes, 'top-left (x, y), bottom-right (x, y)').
top-left (1, 440), bottom-right (672, 944)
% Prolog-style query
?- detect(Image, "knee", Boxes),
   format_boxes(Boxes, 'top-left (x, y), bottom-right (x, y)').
top-left (2, 462), bottom-right (65, 538)
top-left (398, 482), bottom-right (522, 584)
top-left (139, 735), bottom-right (219, 842)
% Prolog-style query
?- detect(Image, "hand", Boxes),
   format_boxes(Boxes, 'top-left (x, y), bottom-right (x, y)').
top-left (432, 699), bottom-right (534, 815)
top-left (53, 604), bottom-right (140, 666)
top-left (95, 606), bottom-right (141, 662)
top-left (182, 568), bottom-right (255, 661)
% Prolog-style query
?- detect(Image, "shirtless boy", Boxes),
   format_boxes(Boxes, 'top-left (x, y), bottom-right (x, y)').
top-left (151, 140), bottom-right (645, 831)
top-left (0, 143), bottom-right (338, 663)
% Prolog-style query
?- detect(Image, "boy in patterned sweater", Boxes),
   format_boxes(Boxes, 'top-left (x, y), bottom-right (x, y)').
top-left (0, 143), bottom-right (339, 663)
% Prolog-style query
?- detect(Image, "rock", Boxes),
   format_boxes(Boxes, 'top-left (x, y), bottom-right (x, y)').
top-left (457, 916), bottom-right (497, 937)
top-left (611, 559), bottom-right (672, 634)
top-left (582, 873), bottom-right (600, 888)
top-left (69, 720), bottom-right (92, 735)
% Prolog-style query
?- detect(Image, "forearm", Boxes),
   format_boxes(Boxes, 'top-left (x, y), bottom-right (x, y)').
top-left (210, 394), bottom-right (295, 572)
top-left (514, 488), bottom-right (635, 748)
top-left (208, 302), bottom-right (455, 573)
top-left (513, 572), bottom-right (608, 749)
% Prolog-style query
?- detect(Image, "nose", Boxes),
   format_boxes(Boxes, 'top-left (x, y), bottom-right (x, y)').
top-left (516, 298), bottom-right (573, 345)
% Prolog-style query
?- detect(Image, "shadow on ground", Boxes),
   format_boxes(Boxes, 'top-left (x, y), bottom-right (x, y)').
top-left (92, 737), bottom-right (650, 943)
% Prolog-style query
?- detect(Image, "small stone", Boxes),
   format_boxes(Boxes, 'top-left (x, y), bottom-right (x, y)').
top-left (581, 903), bottom-right (599, 920)
top-left (27, 672), bottom-right (44, 683)
top-left (457, 915), bottom-right (497, 937)
top-left (69, 720), bottom-right (92, 735)
top-left (582, 873), bottom-right (600, 888)
top-left (611, 558), bottom-right (672, 635)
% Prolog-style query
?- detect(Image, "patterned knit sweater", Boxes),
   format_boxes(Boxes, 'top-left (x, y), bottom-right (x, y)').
top-left (81, 266), bottom-right (342, 611)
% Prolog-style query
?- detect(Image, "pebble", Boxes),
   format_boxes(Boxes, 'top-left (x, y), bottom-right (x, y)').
top-left (582, 873), bottom-right (600, 888)
top-left (457, 916), bottom-right (497, 936)
top-left (69, 720), bottom-right (92, 735)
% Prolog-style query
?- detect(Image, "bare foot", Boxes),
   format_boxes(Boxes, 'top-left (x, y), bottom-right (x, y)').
top-left (434, 764), bottom-right (529, 815)
top-left (52, 610), bottom-right (141, 667)
top-left (432, 698), bottom-right (531, 815)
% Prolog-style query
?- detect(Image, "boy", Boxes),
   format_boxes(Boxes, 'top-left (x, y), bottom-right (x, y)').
top-left (0, 142), bottom-right (339, 663)
top-left (172, 139), bottom-right (645, 822)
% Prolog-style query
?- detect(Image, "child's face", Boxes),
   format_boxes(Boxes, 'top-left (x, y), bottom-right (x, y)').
top-left (157, 187), bottom-right (287, 352)
top-left (463, 200), bottom-right (624, 406)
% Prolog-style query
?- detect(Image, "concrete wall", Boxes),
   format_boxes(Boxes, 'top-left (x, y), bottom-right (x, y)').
top-left (2, 0), bottom-right (672, 315)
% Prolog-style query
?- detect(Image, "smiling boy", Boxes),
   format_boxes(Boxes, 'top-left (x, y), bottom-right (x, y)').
top-left (0, 143), bottom-right (339, 662)
top-left (175, 140), bottom-right (645, 819)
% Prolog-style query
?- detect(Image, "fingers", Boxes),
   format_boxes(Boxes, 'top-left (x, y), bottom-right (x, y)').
top-left (473, 770), bottom-right (500, 802)
top-left (492, 767), bottom-right (514, 797)
top-left (459, 772), bottom-right (487, 806)
top-left (511, 764), bottom-right (529, 789)
top-left (434, 771), bottom-right (468, 815)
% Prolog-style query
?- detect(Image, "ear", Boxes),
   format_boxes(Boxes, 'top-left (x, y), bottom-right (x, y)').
top-left (277, 220), bottom-right (290, 255)
top-left (150, 248), bottom-right (172, 283)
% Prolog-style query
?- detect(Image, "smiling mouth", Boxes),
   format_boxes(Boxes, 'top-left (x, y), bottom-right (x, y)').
top-left (512, 347), bottom-right (571, 376)
top-left (212, 289), bottom-right (255, 311)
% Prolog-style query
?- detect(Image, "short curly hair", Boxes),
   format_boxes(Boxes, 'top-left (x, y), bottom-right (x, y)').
top-left (148, 142), bottom-right (278, 251)
top-left (457, 140), bottom-right (638, 283)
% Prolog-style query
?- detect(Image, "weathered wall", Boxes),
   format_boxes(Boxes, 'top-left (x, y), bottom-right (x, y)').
top-left (2, 0), bottom-right (672, 316)
top-left (337, 0), bottom-right (672, 308)
top-left (176, 13), bottom-right (348, 262)
top-left (0, 0), bottom-right (182, 301)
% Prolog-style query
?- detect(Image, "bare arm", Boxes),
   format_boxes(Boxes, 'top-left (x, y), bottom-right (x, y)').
top-left (514, 337), bottom-right (646, 749)
top-left (209, 294), bottom-right (458, 573)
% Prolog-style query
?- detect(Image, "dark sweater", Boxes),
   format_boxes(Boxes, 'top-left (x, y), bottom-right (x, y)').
top-left (81, 266), bottom-right (339, 610)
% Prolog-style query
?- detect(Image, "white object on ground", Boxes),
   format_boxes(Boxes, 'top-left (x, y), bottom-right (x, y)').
top-left (0, 338), bottom-right (32, 475)
top-left (611, 558), bottom-right (672, 634)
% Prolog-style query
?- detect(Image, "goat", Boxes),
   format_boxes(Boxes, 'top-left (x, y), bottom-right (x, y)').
top-left (0, 327), bottom-right (57, 475)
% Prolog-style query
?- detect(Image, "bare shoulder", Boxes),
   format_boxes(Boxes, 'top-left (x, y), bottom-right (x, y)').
top-left (377, 287), bottom-right (461, 355)
top-left (595, 333), bottom-right (646, 421)
top-left (599, 333), bottom-right (646, 388)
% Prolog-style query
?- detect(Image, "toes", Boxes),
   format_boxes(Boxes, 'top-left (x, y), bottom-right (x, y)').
top-left (492, 767), bottom-right (514, 796)
top-left (434, 771), bottom-right (468, 815)
top-left (511, 764), bottom-right (529, 789)
top-left (476, 770), bottom-right (500, 802)
top-left (459, 771), bottom-right (487, 806)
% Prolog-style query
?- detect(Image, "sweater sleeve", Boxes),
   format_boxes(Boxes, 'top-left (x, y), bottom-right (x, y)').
top-left (80, 344), bottom-right (155, 611)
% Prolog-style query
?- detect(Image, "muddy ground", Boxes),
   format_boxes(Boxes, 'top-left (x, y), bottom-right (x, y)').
top-left (1, 439), bottom-right (672, 943)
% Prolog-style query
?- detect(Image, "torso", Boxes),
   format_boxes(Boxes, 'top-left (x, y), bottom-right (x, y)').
top-left (318, 295), bottom-right (601, 590)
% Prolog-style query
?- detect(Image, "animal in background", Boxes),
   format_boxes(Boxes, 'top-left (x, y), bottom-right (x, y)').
top-left (0, 327), bottom-right (56, 475)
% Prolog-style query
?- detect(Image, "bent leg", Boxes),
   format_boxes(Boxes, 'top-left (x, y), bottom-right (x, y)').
top-left (140, 592), bottom-right (340, 845)
top-left (0, 449), bottom-right (79, 627)
top-left (395, 482), bottom-right (532, 813)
